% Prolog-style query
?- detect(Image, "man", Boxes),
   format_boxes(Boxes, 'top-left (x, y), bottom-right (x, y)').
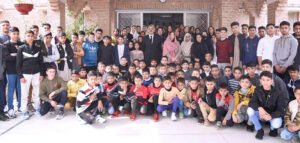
top-left (242, 24), bottom-right (249, 38)
top-left (30, 25), bottom-right (47, 56)
top-left (228, 22), bottom-right (246, 68)
top-left (95, 28), bottom-right (104, 46)
top-left (40, 23), bottom-right (51, 40)
top-left (39, 65), bottom-right (67, 120)
top-left (258, 26), bottom-right (266, 38)
top-left (257, 23), bottom-right (279, 70)
top-left (142, 24), bottom-right (163, 66)
top-left (273, 21), bottom-right (298, 79)
top-left (43, 32), bottom-right (59, 74)
top-left (293, 21), bottom-right (300, 69)
top-left (53, 26), bottom-right (63, 44)
top-left (275, 26), bottom-right (281, 37)
top-left (242, 26), bottom-right (259, 69)
top-left (0, 20), bottom-right (10, 44)
top-left (82, 32), bottom-right (99, 72)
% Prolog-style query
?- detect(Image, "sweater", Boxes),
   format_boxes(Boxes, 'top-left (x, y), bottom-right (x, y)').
top-left (216, 39), bottom-right (233, 63)
top-left (216, 93), bottom-right (234, 121)
top-left (283, 77), bottom-right (300, 101)
top-left (67, 79), bottom-right (86, 98)
top-left (293, 33), bottom-right (300, 67)
top-left (158, 87), bottom-right (183, 105)
top-left (39, 76), bottom-right (67, 102)
top-left (142, 77), bottom-right (153, 87)
top-left (232, 85), bottom-right (256, 115)
top-left (82, 40), bottom-right (99, 66)
top-left (129, 85), bottom-right (149, 104)
top-left (202, 88), bottom-right (218, 109)
top-left (148, 86), bottom-right (163, 97)
top-left (76, 83), bottom-right (102, 114)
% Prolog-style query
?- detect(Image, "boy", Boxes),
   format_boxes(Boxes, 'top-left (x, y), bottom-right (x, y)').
top-left (149, 66), bottom-right (158, 78)
top-left (210, 65), bottom-right (227, 89)
top-left (119, 56), bottom-right (129, 76)
top-left (97, 35), bottom-right (115, 66)
top-left (96, 73), bottom-right (113, 115)
top-left (71, 32), bottom-right (84, 71)
top-left (104, 72), bottom-right (117, 95)
top-left (150, 59), bottom-right (158, 67)
top-left (246, 62), bottom-right (260, 87)
top-left (228, 22), bottom-right (245, 68)
top-left (57, 32), bottom-right (73, 81)
top-left (242, 26), bottom-right (259, 68)
top-left (200, 61), bottom-right (211, 80)
top-left (247, 71), bottom-right (289, 140)
top-left (79, 67), bottom-right (87, 80)
top-left (158, 64), bottom-right (167, 79)
top-left (228, 67), bottom-right (243, 95)
top-left (112, 64), bottom-right (122, 79)
top-left (16, 30), bottom-right (44, 119)
top-left (205, 52), bottom-right (215, 65)
top-left (281, 85), bottom-right (300, 141)
top-left (224, 66), bottom-right (234, 83)
top-left (216, 27), bottom-right (233, 71)
top-left (168, 63), bottom-right (176, 73)
top-left (232, 75), bottom-right (255, 131)
top-left (182, 77), bottom-right (204, 122)
top-left (177, 78), bottom-right (187, 119)
top-left (216, 83), bottom-right (234, 128)
top-left (160, 56), bottom-right (168, 66)
top-left (147, 76), bottom-right (163, 121)
top-left (284, 64), bottom-right (300, 102)
top-left (181, 60), bottom-right (191, 81)
top-left (142, 69), bottom-right (153, 87)
top-left (76, 71), bottom-right (107, 124)
top-left (39, 66), bottom-right (67, 120)
top-left (82, 32), bottom-right (99, 72)
top-left (78, 31), bottom-right (86, 43)
top-left (66, 70), bottom-right (86, 109)
top-left (157, 76), bottom-right (182, 121)
top-left (43, 32), bottom-right (59, 74)
top-left (199, 76), bottom-right (218, 126)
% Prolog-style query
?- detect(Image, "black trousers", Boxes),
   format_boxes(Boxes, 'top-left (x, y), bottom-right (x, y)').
top-left (192, 101), bottom-right (203, 119)
top-left (216, 107), bottom-right (234, 127)
top-left (111, 95), bottom-right (127, 112)
top-left (78, 101), bottom-right (100, 124)
top-left (85, 66), bottom-right (97, 73)
top-left (147, 95), bottom-right (159, 115)
top-left (40, 90), bottom-right (67, 116)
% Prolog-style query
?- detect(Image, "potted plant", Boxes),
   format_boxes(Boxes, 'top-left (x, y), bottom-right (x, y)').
top-left (14, 0), bottom-right (33, 15)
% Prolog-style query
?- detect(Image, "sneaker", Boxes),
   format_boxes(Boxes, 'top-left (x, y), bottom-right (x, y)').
top-left (27, 104), bottom-right (35, 112)
top-left (56, 111), bottom-right (64, 120)
top-left (171, 112), bottom-right (177, 121)
top-left (34, 109), bottom-right (41, 116)
top-left (49, 108), bottom-right (55, 115)
top-left (123, 110), bottom-right (130, 115)
top-left (139, 112), bottom-right (145, 116)
top-left (130, 113), bottom-right (136, 121)
top-left (268, 129), bottom-right (278, 137)
top-left (198, 118), bottom-right (204, 124)
top-left (162, 111), bottom-right (167, 117)
top-left (153, 113), bottom-right (159, 122)
top-left (17, 109), bottom-right (22, 114)
top-left (23, 112), bottom-right (30, 120)
top-left (216, 121), bottom-right (222, 129)
top-left (8, 109), bottom-right (17, 119)
top-left (255, 129), bottom-right (264, 140)
top-left (0, 113), bottom-right (10, 121)
top-left (179, 112), bottom-right (184, 119)
top-left (95, 115), bottom-right (107, 123)
top-left (204, 119), bottom-right (210, 126)
top-left (246, 125), bottom-right (254, 132)
top-left (111, 111), bottom-right (120, 118)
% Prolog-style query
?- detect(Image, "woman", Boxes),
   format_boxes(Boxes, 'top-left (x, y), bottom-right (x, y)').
top-left (111, 28), bottom-right (119, 46)
top-left (162, 32), bottom-right (181, 64)
top-left (130, 25), bottom-right (139, 41)
top-left (180, 33), bottom-right (193, 62)
top-left (208, 26), bottom-right (216, 39)
top-left (191, 34), bottom-right (208, 65)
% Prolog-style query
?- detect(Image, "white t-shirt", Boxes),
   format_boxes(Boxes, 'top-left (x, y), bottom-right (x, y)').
top-left (118, 44), bottom-right (125, 61)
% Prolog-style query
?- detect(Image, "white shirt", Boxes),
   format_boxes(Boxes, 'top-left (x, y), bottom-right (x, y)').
top-left (43, 44), bottom-right (60, 63)
top-left (149, 35), bottom-right (154, 43)
top-left (257, 35), bottom-right (279, 62)
top-left (118, 44), bottom-right (125, 61)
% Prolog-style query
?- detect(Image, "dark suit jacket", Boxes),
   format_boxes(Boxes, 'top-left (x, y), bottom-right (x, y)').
top-left (142, 34), bottom-right (162, 66)
top-left (114, 44), bottom-right (130, 65)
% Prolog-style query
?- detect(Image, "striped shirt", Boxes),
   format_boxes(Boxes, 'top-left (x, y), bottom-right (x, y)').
top-left (229, 79), bottom-right (240, 95)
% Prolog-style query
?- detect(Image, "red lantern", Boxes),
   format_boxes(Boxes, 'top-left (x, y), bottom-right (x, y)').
top-left (14, 3), bottom-right (33, 15)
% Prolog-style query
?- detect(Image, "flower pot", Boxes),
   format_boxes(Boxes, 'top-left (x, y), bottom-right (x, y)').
top-left (14, 3), bottom-right (33, 15)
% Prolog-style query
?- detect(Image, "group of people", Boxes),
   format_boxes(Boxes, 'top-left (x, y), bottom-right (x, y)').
top-left (0, 19), bottom-right (300, 141)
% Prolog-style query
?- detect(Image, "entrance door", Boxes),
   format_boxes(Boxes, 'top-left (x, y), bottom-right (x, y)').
top-left (143, 13), bottom-right (183, 27)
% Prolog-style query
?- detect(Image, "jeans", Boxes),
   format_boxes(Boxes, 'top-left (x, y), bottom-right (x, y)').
top-left (247, 107), bottom-right (282, 131)
top-left (6, 74), bottom-right (21, 110)
top-left (280, 128), bottom-right (300, 140)
top-left (0, 76), bottom-right (7, 114)
top-left (179, 100), bottom-right (184, 113)
top-left (40, 90), bottom-right (67, 116)
top-left (157, 97), bottom-right (180, 113)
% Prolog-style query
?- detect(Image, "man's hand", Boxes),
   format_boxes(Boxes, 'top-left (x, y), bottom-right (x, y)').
top-left (190, 104), bottom-right (196, 110)
top-left (222, 119), bottom-right (227, 126)
top-left (50, 100), bottom-right (57, 107)
top-left (258, 107), bottom-right (267, 119)
top-left (264, 114), bottom-right (272, 121)
top-left (120, 95), bottom-right (124, 100)
top-left (198, 98), bottom-right (202, 105)
top-left (232, 114), bottom-right (239, 123)
top-left (274, 64), bottom-right (280, 73)
top-left (20, 78), bottom-right (26, 83)
top-left (49, 91), bottom-right (56, 99)
top-left (280, 67), bottom-right (287, 74)
top-left (258, 64), bottom-right (262, 70)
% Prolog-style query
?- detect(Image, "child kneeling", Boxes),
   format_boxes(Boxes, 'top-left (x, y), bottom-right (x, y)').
top-left (216, 83), bottom-right (234, 128)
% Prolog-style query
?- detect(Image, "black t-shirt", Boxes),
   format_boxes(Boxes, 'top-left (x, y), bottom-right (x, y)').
top-left (119, 64), bottom-right (129, 76)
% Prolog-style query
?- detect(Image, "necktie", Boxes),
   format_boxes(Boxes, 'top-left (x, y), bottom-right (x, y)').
top-left (150, 35), bottom-right (153, 44)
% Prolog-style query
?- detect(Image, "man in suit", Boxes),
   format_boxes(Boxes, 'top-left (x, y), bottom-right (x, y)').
top-left (142, 25), bottom-right (163, 66)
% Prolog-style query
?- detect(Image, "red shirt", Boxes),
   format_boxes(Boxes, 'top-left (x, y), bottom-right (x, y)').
top-left (104, 82), bottom-right (117, 95)
top-left (130, 85), bottom-right (149, 104)
top-left (192, 91), bottom-right (199, 102)
top-left (148, 86), bottom-right (163, 97)
top-left (216, 39), bottom-right (233, 63)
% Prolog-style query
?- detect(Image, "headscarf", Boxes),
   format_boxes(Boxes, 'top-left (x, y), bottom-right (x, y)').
top-left (181, 33), bottom-right (193, 58)
top-left (163, 35), bottom-right (180, 63)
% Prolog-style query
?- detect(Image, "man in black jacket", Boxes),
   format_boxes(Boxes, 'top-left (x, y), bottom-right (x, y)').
top-left (0, 43), bottom-right (8, 121)
top-left (228, 22), bottom-right (245, 68)
top-left (142, 25), bottom-right (163, 66)
top-left (293, 21), bottom-right (300, 69)
top-left (247, 71), bottom-right (289, 140)
top-left (16, 30), bottom-right (44, 120)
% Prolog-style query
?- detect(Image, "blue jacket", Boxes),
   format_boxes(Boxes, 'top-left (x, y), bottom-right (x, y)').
top-left (114, 44), bottom-right (130, 65)
top-left (82, 40), bottom-right (99, 66)
top-left (242, 35), bottom-right (259, 66)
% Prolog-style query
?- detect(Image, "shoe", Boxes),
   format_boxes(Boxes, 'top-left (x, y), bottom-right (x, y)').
top-left (111, 111), bottom-right (120, 118)
top-left (255, 129), bottom-right (264, 140)
top-left (130, 113), bottom-right (136, 121)
top-left (246, 125), bottom-right (254, 132)
top-left (23, 112), bottom-right (30, 120)
top-left (35, 109), bottom-right (41, 116)
top-left (153, 113), bottom-right (159, 122)
top-left (123, 110), bottom-right (130, 115)
top-left (179, 112), bottom-right (184, 119)
top-left (73, 107), bottom-right (76, 112)
top-left (49, 108), bottom-right (55, 115)
top-left (268, 129), bottom-right (278, 137)
top-left (8, 109), bottom-right (17, 119)
top-left (95, 115), bottom-right (107, 123)
top-left (17, 109), bottom-right (22, 114)
top-left (204, 120), bottom-right (210, 126)
top-left (171, 112), bottom-right (177, 121)
top-left (198, 118), bottom-right (204, 124)
top-left (216, 121), bottom-right (222, 129)
top-left (56, 111), bottom-right (64, 120)
top-left (0, 113), bottom-right (10, 121)
top-left (27, 104), bottom-right (35, 112)
top-left (139, 112), bottom-right (145, 116)
top-left (162, 111), bottom-right (167, 117)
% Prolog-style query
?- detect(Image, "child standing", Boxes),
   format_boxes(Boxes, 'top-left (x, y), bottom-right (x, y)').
top-left (130, 42), bottom-right (144, 62)
top-left (57, 33), bottom-right (73, 81)
top-left (216, 83), bottom-right (234, 128)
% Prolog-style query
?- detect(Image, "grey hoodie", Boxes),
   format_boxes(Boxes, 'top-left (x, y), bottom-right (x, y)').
top-left (273, 34), bottom-right (298, 67)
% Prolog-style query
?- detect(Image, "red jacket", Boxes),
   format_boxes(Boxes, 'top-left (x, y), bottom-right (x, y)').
top-left (148, 86), bottom-right (163, 97)
top-left (130, 85), bottom-right (149, 104)
top-left (104, 82), bottom-right (117, 95)
top-left (216, 39), bottom-right (233, 63)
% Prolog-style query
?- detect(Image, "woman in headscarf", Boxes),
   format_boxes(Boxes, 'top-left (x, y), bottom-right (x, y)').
top-left (130, 25), bottom-right (139, 41)
top-left (191, 34), bottom-right (208, 65)
top-left (162, 31), bottom-right (181, 64)
top-left (180, 33), bottom-right (193, 62)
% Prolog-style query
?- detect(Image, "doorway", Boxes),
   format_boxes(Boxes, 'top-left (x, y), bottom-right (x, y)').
top-left (143, 13), bottom-right (183, 27)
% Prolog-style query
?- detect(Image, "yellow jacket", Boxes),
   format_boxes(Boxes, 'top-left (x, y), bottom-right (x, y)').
top-left (67, 79), bottom-right (86, 98)
top-left (233, 85), bottom-right (256, 115)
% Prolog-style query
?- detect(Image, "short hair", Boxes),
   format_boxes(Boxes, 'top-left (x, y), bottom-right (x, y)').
top-left (293, 21), bottom-right (300, 28)
top-left (163, 76), bottom-right (172, 82)
top-left (189, 76), bottom-right (199, 82)
top-left (218, 82), bottom-right (229, 90)
top-left (161, 56), bottom-right (168, 60)
top-left (231, 22), bottom-right (239, 27)
top-left (88, 32), bottom-right (95, 36)
top-left (142, 68), bottom-right (150, 73)
top-left (287, 64), bottom-right (299, 72)
top-left (203, 61), bottom-right (211, 67)
top-left (96, 72), bottom-right (102, 77)
top-left (46, 65), bottom-right (56, 71)
top-left (150, 58), bottom-right (157, 63)
top-left (295, 85), bottom-right (300, 92)
top-left (224, 66), bottom-right (232, 70)
top-left (95, 28), bottom-right (103, 33)
top-left (246, 62), bottom-right (256, 68)
top-left (233, 67), bottom-right (242, 73)
top-left (258, 26), bottom-right (266, 30)
top-left (134, 74), bottom-right (143, 80)
top-left (103, 35), bottom-right (111, 40)
top-left (0, 20), bottom-right (9, 24)
top-left (280, 21), bottom-right (290, 27)
top-left (9, 27), bottom-right (19, 33)
top-left (211, 64), bottom-right (219, 69)
top-left (57, 26), bottom-right (63, 30)
top-left (30, 25), bottom-right (39, 30)
top-left (154, 75), bottom-right (162, 81)
top-left (129, 63), bottom-right (136, 68)
top-left (79, 67), bottom-right (86, 72)
top-left (215, 28), bottom-right (221, 32)
top-left (118, 76), bottom-right (128, 82)
top-left (79, 31), bottom-right (85, 35)
top-left (177, 78), bottom-right (185, 84)
top-left (181, 60), bottom-right (189, 65)
top-left (168, 63), bottom-right (176, 68)
top-left (120, 56), bottom-right (127, 60)
top-left (262, 59), bottom-right (272, 66)
top-left (167, 72), bottom-right (175, 77)
top-left (242, 24), bottom-right (249, 28)
top-left (25, 30), bottom-right (34, 35)
top-left (42, 23), bottom-right (51, 28)
top-left (87, 70), bottom-right (97, 78)
top-left (275, 26), bottom-right (280, 29)
top-left (240, 75), bottom-right (250, 81)
top-left (266, 23), bottom-right (275, 28)
top-left (71, 70), bottom-right (79, 75)
top-left (205, 76), bottom-right (215, 83)
top-left (44, 32), bottom-right (52, 37)
top-left (260, 71), bottom-right (273, 79)
top-left (106, 72), bottom-right (114, 78)
top-left (59, 32), bottom-right (67, 37)
top-left (72, 32), bottom-right (78, 37)
top-left (248, 25), bottom-right (256, 30)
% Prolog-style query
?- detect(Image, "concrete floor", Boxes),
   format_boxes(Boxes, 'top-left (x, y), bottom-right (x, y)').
top-left (0, 110), bottom-right (292, 143)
